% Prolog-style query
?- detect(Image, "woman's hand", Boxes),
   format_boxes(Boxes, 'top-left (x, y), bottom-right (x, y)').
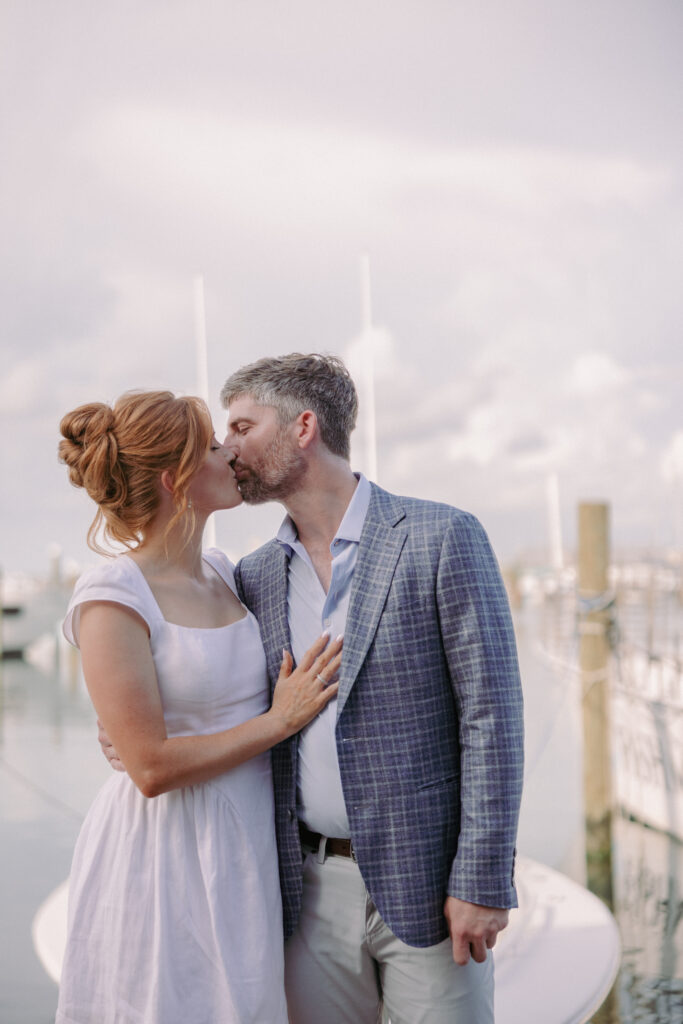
top-left (268, 632), bottom-right (342, 736)
top-left (89, 612), bottom-right (342, 797)
top-left (98, 719), bottom-right (126, 772)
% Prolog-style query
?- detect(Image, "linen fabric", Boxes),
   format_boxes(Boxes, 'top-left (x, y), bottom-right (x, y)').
top-left (284, 852), bottom-right (494, 1024)
top-left (56, 550), bottom-right (287, 1024)
top-left (234, 483), bottom-right (525, 949)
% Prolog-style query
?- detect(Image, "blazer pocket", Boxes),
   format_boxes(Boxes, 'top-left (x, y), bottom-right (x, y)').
top-left (417, 774), bottom-right (459, 792)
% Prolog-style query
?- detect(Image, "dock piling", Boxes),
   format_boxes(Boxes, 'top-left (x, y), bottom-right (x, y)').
top-left (578, 501), bottom-right (614, 906)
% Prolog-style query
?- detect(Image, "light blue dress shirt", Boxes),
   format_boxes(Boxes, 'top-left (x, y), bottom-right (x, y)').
top-left (276, 473), bottom-right (371, 837)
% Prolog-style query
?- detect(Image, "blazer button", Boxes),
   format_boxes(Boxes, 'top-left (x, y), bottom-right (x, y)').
top-left (288, 808), bottom-right (295, 821)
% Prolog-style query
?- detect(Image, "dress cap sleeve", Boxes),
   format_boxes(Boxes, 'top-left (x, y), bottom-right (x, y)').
top-left (63, 557), bottom-right (156, 648)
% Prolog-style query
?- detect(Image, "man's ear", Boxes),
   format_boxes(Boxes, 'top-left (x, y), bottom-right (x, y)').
top-left (160, 469), bottom-right (175, 495)
top-left (295, 410), bottom-right (318, 449)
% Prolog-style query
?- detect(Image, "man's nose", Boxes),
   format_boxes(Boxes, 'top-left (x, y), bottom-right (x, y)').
top-left (223, 437), bottom-right (239, 459)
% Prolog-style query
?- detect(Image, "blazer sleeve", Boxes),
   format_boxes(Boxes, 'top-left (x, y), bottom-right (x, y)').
top-left (436, 512), bottom-right (524, 909)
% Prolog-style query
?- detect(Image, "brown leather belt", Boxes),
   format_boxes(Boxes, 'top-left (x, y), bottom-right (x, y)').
top-left (299, 823), bottom-right (356, 860)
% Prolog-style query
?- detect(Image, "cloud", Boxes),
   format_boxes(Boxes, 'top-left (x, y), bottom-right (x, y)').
top-left (2, 2), bottom-right (682, 572)
top-left (81, 105), bottom-right (673, 237)
top-left (661, 431), bottom-right (683, 485)
top-left (566, 351), bottom-right (629, 397)
top-left (0, 357), bottom-right (49, 415)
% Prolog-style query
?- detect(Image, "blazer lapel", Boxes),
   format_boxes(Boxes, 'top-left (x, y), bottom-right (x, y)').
top-left (336, 487), bottom-right (407, 717)
top-left (255, 543), bottom-right (293, 691)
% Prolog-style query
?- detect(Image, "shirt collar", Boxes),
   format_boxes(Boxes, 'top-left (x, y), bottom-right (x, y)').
top-left (276, 473), bottom-right (371, 550)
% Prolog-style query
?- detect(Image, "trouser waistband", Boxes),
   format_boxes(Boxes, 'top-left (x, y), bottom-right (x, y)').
top-left (299, 822), bottom-right (356, 861)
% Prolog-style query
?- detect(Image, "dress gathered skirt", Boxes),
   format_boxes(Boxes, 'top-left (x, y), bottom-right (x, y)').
top-left (56, 550), bottom-right (288, 1024)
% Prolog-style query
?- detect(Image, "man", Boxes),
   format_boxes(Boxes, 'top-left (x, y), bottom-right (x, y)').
top-left (220, 352), bottom-right (524, 1024)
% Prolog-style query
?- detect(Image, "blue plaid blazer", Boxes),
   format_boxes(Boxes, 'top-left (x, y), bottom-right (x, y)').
top-left (234, 483), bottom-right (524, 948)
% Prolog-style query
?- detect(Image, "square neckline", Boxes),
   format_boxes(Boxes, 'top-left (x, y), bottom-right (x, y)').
top-left (121, 552), bottom-right (250, 631)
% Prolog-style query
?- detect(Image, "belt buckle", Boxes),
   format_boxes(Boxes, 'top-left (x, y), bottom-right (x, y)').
top-left (349, 840), bottom-right (357, 863)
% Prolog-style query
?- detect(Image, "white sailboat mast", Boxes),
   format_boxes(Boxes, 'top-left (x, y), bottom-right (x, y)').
top-left (193, 274), bottom-right (216, 549)
top-left (546, 472), bottom-right (564, 571)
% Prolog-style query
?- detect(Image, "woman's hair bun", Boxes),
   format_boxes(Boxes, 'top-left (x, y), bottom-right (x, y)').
top-left (58, 402), bottom-right (126, 505)
top-left (58, 388), bottom-right (213, 554)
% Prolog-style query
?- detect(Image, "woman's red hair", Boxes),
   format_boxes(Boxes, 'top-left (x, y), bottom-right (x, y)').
top-left (58, 390), bottom-right (213, 553)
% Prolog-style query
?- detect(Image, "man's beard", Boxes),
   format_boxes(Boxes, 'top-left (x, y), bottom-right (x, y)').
top-left (235, 428), bottom-right (308, 504)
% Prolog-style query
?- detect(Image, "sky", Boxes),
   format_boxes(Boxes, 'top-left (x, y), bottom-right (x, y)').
top-left (1, 0), bottom-right (682, 579)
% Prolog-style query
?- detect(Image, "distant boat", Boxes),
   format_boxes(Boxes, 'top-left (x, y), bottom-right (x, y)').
top-left (1, 602), bottom-right (25, 659)
top-left (518, 560), bottom-right (683, 845)
top-left (33, 856), bottom-right (620, 1024)
top-left (494, 858), bottom-right (620, 1024)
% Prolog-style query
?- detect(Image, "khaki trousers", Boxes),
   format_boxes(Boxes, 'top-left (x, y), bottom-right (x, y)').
top-left (284, 850), bottom-right (494, 1024)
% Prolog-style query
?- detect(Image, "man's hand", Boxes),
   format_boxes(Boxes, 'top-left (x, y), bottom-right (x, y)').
top-left (97, 719), bottom-right (126, 772)
top-left (444, 896), bottom-right (509, 965)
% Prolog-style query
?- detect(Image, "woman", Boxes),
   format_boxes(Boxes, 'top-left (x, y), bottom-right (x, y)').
top-left (56, 390), bottom-right (342, 1024)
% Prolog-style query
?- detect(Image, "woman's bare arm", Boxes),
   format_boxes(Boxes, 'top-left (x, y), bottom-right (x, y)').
top-left (79, 601), bottom-right (341, 798)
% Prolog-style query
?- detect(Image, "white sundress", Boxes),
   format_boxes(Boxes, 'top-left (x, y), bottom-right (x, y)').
top-left (55, 549), bottom-right (287, 1024)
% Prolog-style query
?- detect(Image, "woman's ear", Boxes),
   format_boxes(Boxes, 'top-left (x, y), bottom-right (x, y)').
top-left (160, 469), bottom-right (175, 495)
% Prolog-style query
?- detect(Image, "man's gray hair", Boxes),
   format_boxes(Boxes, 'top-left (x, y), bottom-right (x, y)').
top-left (220, 353), bottom-right (358, 460)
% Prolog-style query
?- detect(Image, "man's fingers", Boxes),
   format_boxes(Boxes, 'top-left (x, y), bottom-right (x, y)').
top-left (450, 934), bottom-right (489, 965)
top-left (470, 938), bottom-right (488, 963)
top-left (450, 935), bottom-right (470, 966)
top-left (444, 898), bottom-right (508, 967)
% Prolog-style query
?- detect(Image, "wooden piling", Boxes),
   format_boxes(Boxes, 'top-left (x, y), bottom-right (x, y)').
top-left (578, 502), bottom-right (614, 906)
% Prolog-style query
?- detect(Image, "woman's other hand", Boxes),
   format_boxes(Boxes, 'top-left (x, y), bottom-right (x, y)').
top-left (97, 718), bottom-right (126, 772)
